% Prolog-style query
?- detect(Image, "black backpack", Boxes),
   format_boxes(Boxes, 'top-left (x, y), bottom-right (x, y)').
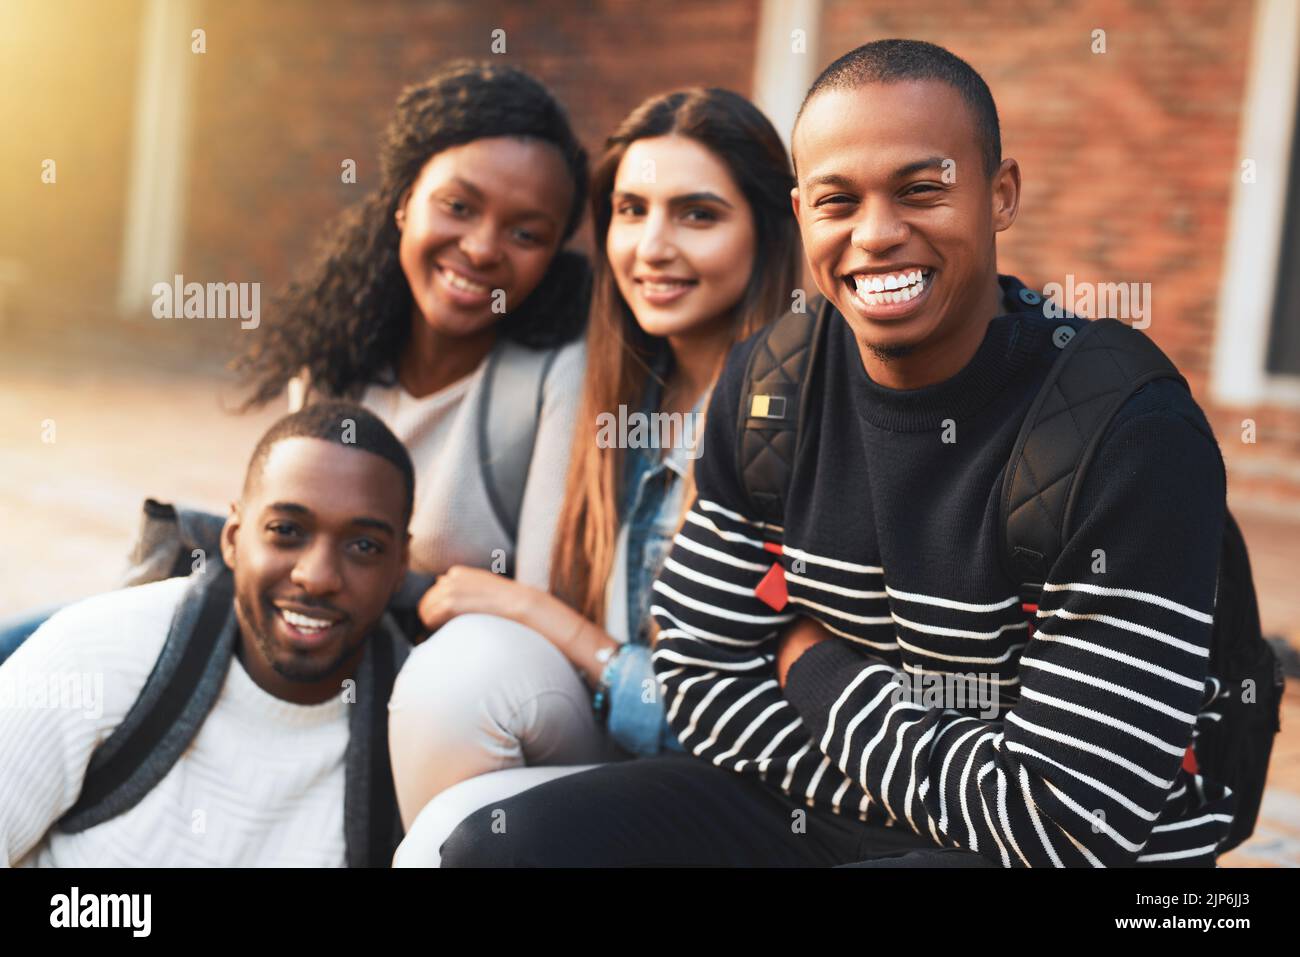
top-left (736, 291), bottom-right (1284, 854)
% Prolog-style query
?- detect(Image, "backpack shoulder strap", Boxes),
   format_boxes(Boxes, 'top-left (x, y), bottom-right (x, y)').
top-left (57, 567), bottom-right (235, 833)
top-left (999, 317), bottom-right (1188, 593)
top-left (345, 613), bottom-right (410, 867)
top-left (736, 299), bottom-right (831, 525)
top-left (478, 339), bottom-right (558, 552)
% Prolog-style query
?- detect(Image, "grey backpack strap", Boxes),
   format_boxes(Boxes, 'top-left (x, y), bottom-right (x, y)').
top-left (343, 614), bottom-right (410, 868)
top-left (478, 340), bottom-right (557, 549)
top-left (57, 566), bottom-right (236, 833)
top-left (59, 562), bottom-right (412, 868)
top-left (736, 299), bottom-right (831, 525)
top-left (999, 317), bottom-right (1187, 592)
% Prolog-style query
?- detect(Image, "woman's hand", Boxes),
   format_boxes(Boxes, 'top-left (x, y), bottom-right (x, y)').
top-left (776, 616), bottom-right (835, 688)
top-left (418, 565), bottom-right (620, 686)
top-left (417, 565), bottom-right (536, 632)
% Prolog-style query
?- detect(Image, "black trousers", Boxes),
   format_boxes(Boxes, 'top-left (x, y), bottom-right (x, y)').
top-left (439, 754), bottom-right (998, 868)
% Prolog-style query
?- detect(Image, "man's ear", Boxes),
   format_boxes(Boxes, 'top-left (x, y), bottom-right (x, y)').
top-left (991, 158), bottom-right (1021, 233)
top-left (790, 185), bottom-right (803, 228)
top-left (219, 501), bottom-right (240, 569)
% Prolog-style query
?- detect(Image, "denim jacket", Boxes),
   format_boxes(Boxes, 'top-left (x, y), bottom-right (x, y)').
top-left (599, 385), bottom-right (706, 757)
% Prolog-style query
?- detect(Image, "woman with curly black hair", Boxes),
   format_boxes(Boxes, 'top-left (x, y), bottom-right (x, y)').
top-left (237, 60), bottom-right (592, 586)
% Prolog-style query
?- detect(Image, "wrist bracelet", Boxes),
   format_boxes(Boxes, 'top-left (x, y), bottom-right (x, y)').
top-left (592, 642), bottom-right (627, 721)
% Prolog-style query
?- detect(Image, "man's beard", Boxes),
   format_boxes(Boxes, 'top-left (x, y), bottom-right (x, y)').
top-left (237, 589), bottom-right (364, 684)
top-left (866, 342), bottom-right (916, 363)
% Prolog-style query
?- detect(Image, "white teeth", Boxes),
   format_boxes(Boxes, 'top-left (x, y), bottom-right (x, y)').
top-left (854, 270), bottom-right (926, 297)
top-left (643, 281), bottom-right (692, 295)
top-left (852, 269), bottom-right (928, 306)
top-left (441, 268), bottom-right (488, 294)
top-left (280, 609), bottom-right (333, 631)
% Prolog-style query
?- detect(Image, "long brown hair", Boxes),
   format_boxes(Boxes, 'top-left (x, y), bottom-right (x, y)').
top-left (550, 88), bottom-right (800, 624)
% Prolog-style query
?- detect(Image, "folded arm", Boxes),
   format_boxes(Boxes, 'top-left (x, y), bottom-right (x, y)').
top-left (781, 409), bottom-right (1228, 866)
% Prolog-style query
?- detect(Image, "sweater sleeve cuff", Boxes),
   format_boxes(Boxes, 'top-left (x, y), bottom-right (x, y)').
top-left (783, 639), bottom-right (876, 728)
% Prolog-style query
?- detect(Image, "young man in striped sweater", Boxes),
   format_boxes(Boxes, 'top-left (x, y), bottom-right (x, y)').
top-left (439, 40), bottom-right (1232, 868)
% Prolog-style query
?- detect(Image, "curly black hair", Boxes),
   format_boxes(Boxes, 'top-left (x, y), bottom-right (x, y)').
top-left (236, 60), bottom-right (592, 408)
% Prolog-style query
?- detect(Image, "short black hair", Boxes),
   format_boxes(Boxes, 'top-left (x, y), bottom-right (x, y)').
top-left (795, 39), bottom-right (1002, 178)
top-left (242, 401), bottom-right (415, 521)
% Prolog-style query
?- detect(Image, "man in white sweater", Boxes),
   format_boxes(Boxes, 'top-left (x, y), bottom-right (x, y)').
top-left (0, 401), bottom-right (413, 867)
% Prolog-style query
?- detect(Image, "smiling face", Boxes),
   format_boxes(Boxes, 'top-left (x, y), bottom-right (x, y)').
top-left (397, 136), bottom-right (575, 338)
top-left (220, 437), bottom-right (410, 704)
top-left (792, 80), bottom-right (1019, 384)
top-left (605, 135), bottom-right (756, 342)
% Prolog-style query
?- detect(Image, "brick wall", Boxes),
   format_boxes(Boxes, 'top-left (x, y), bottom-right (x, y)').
top-left (179, 0), bottom-right (760, 303)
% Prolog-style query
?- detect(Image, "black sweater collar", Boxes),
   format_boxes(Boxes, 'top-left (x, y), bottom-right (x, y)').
top-left (847, 274), bottom-right (1049, 432)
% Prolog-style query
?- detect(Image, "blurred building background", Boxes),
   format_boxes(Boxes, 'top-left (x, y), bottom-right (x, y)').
top-left (5, 0), bottom-right (1300, 503)
top-left (1, 0), bottom-right (1297, 864)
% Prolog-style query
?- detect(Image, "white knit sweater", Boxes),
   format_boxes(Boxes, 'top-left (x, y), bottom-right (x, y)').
top-left (0, 578), bottom-right (351, 867)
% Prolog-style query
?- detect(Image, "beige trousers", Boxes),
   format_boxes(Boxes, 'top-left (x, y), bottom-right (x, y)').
top-left (387, 613), bottom-right (616, 867)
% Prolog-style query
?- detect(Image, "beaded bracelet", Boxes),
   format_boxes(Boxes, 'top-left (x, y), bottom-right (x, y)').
top-left (591, 643), bottom-right (627, 722)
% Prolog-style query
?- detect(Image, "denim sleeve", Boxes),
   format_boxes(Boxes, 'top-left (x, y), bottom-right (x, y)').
top-left (604, 644), bottom-right (684, 756)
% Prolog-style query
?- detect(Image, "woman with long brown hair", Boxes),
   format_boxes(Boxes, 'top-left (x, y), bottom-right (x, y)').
top-left (387, 86), bottom-right (801, 865)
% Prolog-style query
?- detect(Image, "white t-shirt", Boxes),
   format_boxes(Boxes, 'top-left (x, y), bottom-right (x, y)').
top-left (0, 578), bottom-right (350, 867)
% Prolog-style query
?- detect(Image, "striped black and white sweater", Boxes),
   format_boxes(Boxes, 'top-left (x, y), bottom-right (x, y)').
top-left (650, 277), bottom-right (1235, 867)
